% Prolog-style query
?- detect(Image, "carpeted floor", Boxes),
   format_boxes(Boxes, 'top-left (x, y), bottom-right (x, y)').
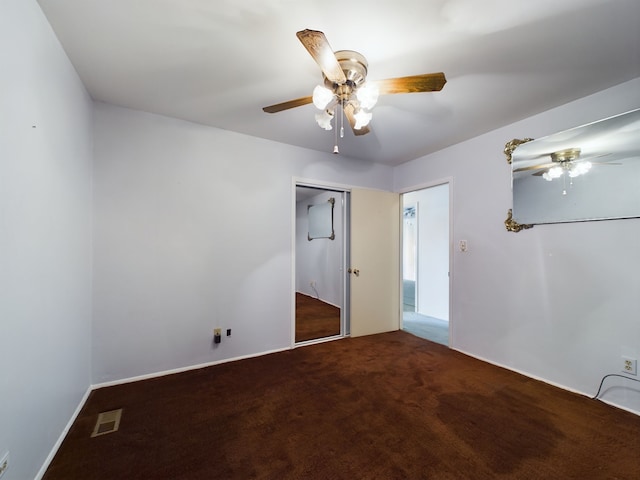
top-left (43, 331), bottom-right (640, 480)
top-left (295, 292), bottom-right (340, 342)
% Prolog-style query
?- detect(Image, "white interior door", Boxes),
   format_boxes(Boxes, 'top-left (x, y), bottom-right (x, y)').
top-left (350, 188), bottom-right (400, 337)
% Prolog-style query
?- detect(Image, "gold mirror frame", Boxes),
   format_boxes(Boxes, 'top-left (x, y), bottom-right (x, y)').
top-left (504, 138), bottom-right (534, 232)
top-left (504, 208), bottom-right (533, 233)
top-left (506, 109), bottom-right (640, 228)
top-left (504, 138), bottom-right (533, 165)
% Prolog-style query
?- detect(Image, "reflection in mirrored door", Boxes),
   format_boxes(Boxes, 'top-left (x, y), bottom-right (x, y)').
top-left (295, 185), bottom-right (346, 343)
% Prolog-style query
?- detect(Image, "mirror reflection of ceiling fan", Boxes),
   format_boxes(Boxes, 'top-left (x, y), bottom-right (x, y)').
top-left (262, 29), bottom-right (446, 151)
top-left (513, 147), bottom-right (621, 181)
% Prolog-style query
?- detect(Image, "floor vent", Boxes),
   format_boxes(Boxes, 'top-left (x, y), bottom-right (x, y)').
top-left (91, 409), bottom-right (122, 438)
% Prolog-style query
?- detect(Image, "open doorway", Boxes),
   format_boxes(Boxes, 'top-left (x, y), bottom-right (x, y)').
top-left (401, 183), bottom-right (450, 346)
top-left (295, 184), bottom-right (348, 344)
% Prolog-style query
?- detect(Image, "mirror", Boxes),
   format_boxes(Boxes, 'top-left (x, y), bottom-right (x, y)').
top-left (308, 198), bottom-right (335, 240)
top-left (295, 186), bottom-right (343, 343)
top-left (506, 108), bottom-right (640, 228)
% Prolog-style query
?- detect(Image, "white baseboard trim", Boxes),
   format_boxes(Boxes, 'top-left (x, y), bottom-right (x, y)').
top-left (35, 385), bottom-right (92, 480)
top-left (36, 348), bottom-right (291, 478)
top-left (597, 397), bottom-right (640, 416)
top-left (452, 346), bottom-right (640, 416)
top-left (92, 347), bottom-right (291, 390)
top-left (452, 346), bottom-right (591, 395)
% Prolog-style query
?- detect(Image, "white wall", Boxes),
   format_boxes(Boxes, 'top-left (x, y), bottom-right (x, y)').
top-left (0, 2), bottom-right (94, 479)
top-left (296, 190), bottom-right (344, 307)
top-left (394, 78), bottom-right (640, 414)
top-left (92, 102), bottom-right (393, 384)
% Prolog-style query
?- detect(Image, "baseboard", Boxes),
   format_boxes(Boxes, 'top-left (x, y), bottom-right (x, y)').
top-left (92, 347), bottom-right (291, 390)
top-left (35, 385), bottom-right (92, 480)
top-left (36, 347), bottom-right (291, 478)
top-left (451, 347), bottom-right (593, 396)
top-left (452, 346), bottom-right (640, 416)
top-left (597, 397), bottom-right (640, 416)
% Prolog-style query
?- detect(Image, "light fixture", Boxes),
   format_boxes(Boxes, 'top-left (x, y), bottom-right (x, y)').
top-left (312, 82), bottom-right (377, 137)
top-left (540, 148), bottom-right (594, 196)
top-left (542, 148), bottom-right (592, 182)
top-left (312, 85), bottom-right (334, 110)
top-left (542, 166), bottom-right (564, 181)
top-left (356, 83), bottom-right (379, 110)
top-left (315, 109), bottom-right (334, 130)
top-left (353, 109), bottom-right (372, 130)
top-left (310, 50), bottom-right (379, 152)
top-left (568, 161), bottom-right (592, 177)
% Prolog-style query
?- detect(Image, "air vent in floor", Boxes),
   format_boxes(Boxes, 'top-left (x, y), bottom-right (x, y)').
top-left (91, 409), bottom-right (122, 437)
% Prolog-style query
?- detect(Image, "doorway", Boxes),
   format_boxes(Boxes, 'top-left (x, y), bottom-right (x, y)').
top-left (294, 184), bottom-right (400, 345)
top-left (294, 185), bottom-right (347, 344)
top-left (401, 183), bottom-right (450, 346)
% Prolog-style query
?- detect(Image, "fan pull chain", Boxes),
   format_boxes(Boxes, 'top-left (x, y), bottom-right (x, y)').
top-left (333, 107), bottom-right (339, 154)
top-left (340, 103), bottom-right (345, 139)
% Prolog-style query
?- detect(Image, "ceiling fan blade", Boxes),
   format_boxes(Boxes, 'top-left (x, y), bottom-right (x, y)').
top-left (343, 103), bottom-right (370, 136)
top-left (262, 96), bottom-right (313, 114)
top-left (296, 29), bottom-right (346, 84)
top-left (372, 73), bottom-right (447, 95)
top-left (513, 162), bottom-right (555, 173)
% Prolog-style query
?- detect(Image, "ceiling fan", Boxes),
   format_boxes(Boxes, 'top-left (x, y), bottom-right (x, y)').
top-left (262, 29), bottom-right (446, 142)
top-left (513, 148), bottom-right (620, 181)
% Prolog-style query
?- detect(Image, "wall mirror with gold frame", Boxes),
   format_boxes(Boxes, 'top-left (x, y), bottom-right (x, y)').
top-left (506, 108), bottom-right (640, 229)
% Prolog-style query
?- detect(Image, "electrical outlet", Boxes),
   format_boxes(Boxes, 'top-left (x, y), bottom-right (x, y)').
top-left (310, 280), bottom-right (316, 287)
top-left (459, 240), bottom-right (468, 252)
top-left (622, 357), bottom-right (637, 375)
top-left (0, 451), bottom-right (9, 479)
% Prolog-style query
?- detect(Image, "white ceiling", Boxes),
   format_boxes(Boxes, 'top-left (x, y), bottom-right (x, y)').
top-left (38, 0), bottom-right (640, 166)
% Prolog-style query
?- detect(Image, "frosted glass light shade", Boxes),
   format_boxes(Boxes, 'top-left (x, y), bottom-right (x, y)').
top-left (569, 161), bottom-right (592, 177)
top-left (315, 109), bottom-right (334, 130)
top-left (312, 85), bottom-right (334, 110)
top-left (356, 83), bottom-right (379, 110)
top-left (543, 166), bottom-right (563, 181)
top-left (353, 109), bottom-right (372, 130)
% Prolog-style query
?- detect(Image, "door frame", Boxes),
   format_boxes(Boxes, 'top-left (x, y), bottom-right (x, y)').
top-left (292, 178), bottom-right (352, 348)
top-left (398, 177), bottom-right (454, 347)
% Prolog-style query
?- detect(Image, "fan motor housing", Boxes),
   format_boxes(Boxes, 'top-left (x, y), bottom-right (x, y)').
top-left (551, 148), bottom-right (581, 163)
top-left (324, 50), bottom-right (368, 90)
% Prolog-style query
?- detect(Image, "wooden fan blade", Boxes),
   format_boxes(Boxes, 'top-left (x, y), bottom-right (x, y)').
top-left (296, 29), bottom-right (346, 84)
top-left (513, 162), bottom-right (555, 173)
top-left (372, 72), bottom-right (447, 95)
top-left (263, 96), bottom-right (313, 114)
top-left (343, 103), bottom-right (370, 136)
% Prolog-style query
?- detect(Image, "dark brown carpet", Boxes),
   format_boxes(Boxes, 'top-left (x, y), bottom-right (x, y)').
top-left (295, 292), bottom-right (340, 342)
top-left (43, 331), bottom-right (640, 479)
